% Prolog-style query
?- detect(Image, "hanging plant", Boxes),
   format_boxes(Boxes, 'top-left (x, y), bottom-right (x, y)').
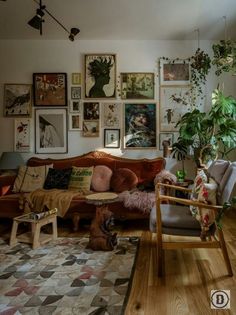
top-left (212, 40), bottom-right (236, 75)
top-left (190, 48), bottom-right (211, 98)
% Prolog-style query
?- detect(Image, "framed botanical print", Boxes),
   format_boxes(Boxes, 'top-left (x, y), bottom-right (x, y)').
top-left (160, 59), bottom-right (190, 86)
top-left (35, 108), bottom-right (68, 153)
top-left (102, 102), bottom-right (122, 128)
top-left (14, 118), bottom-right (31, 152)
top-left (160, 86), bottom-right (191, 132)
top-left (124, 103), bottom-right (156, 149)
top-left (69, 113), bottom-right (82, 131)
top-left (4, 84), bottom-right (32, 117)
top-left (104, 129), bottom-right (120, 148)
top-left (83, 102), bottom-right (99, 120)
top-left (159, 132), bottom-right (174, 150)
top-left (33, 73), bottom-right (67, 106)
top-left (71, 86), bottom-right (81, 99)
top-left (85, 53), bottom-right (116, 99)
top-left (121, 73), bottom-right (155, 99)
top-left (82, 120), bottom-right (99, 137)
top-left (72, 73), bottom-right (81, 85)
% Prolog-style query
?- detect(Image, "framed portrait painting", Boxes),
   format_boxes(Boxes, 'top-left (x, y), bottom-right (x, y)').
top-left (4, 84), bottom-right (32, 117)
top-left (85, 53), bottom-right (116, 99)
top-left (102, 102), bottom-right (122, 128)
top-left (124, 103), bottom-right (157, 149)
top-left (35, 108), bottom-right (67, 153)
top-left (160, 86), bottom-right (191, 132)
top-left (160, 59), bottom-right (190, 86)
top-left (33, 73), bottom-right (67, 106)
top-left (104, 129), bottom-right (120, 148)
top-left (14, 118), bottom-right (31, 152)
top-left (121, 73), bottom-right (155, 99)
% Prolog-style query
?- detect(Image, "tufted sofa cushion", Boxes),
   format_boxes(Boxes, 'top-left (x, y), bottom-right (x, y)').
top-left (91, 165), bottom-right (113, 192)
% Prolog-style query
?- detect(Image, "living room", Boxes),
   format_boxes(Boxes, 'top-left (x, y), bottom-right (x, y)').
top-left (0, 0), bottom-right (236, 314)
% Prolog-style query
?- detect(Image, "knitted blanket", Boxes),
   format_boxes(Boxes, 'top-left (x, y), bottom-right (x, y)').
top-left (22, 189), bottom-right (86, 217)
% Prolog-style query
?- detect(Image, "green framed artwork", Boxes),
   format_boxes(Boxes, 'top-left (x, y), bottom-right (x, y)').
top-left (124, 103), bottom-right (157, 149)
top-left (121, 73), bottom-right (155, 99)
top-left (84, 54), bottom-right (116, 99)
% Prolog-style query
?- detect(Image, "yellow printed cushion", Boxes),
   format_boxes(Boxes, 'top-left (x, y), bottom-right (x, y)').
top-left (68, 166), bottom-right (94, 192)
top-left (13, 164), bottom-right (53, 193)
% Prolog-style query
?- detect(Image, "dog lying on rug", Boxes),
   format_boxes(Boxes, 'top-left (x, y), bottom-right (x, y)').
top-left (88, 206), bottom-right (117, 251)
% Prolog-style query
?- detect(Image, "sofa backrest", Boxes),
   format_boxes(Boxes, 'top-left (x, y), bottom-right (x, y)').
top-left (27, 151), bottom-right (166, 184)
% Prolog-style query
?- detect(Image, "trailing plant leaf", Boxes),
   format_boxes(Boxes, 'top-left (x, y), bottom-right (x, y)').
top-left (212, 40), bottom-right (236, 75)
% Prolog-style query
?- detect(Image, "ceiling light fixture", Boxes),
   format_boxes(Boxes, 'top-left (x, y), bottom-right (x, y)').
top-left (28, 0), bottom-right (80, 41)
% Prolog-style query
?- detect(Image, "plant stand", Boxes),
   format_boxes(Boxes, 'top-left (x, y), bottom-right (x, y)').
top-left (9, 213), bottom-right (57, 249)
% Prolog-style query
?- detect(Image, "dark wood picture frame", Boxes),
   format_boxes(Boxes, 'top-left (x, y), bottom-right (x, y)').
top-left (33, 73), bottom-right (67, 107)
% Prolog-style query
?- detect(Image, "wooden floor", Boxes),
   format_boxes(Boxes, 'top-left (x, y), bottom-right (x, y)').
top-left (1, 210), bottom-right (235, 315)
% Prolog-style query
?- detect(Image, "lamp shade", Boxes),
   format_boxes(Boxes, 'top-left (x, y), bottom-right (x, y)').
top-left (0, 152), bottom-right (24, 170)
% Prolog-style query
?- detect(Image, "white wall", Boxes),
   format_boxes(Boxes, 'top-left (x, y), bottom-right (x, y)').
top-left (0, 39), bottom-right (235, 177)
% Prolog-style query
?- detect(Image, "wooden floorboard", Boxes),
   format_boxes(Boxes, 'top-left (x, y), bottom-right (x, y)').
top-left (1, 210), bottom-right (235, 315)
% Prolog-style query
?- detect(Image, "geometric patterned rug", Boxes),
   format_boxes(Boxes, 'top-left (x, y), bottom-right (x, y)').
top-left (0, 236), bottom-right (139, 315)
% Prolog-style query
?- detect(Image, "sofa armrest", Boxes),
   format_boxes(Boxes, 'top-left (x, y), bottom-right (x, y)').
top-left (0, 175), bottom-right (16, 196)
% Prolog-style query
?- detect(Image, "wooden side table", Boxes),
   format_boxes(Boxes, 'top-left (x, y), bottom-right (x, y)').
top-left (9, 213), bottom-right (57, 249)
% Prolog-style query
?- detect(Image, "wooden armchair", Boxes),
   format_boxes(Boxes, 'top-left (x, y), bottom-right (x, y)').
top-left (149, 161), bottom-right (236, 277)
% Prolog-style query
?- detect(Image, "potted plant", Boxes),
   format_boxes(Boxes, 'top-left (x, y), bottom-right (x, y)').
top-left (172, 88), bottom-right (236, 167)
top-left (212, 40), bottom-right (236, 75)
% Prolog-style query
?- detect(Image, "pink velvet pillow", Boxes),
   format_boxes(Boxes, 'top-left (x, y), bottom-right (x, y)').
top-left (91, 165), bottom-right (113, 192)
top-left (110, 168), bottom-right (138, 192)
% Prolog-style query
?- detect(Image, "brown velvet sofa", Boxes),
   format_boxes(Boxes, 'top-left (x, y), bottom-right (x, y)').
top-left (0, 151), bottom-right (165, 230)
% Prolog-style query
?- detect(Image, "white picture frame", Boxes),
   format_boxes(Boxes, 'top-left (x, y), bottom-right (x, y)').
top-left (102, 102), bottom-right (122, 128)
top-left (14, 118), bottom-right (31, 152)
top-left (70, 100), bottom-right (82, 113)
top-left (159, 132), bottom-right (174, 150)
top-left (69, 113), bottom-right (82, 131)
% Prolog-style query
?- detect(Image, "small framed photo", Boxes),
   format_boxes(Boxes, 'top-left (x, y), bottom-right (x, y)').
top-left (69, 113), bottom-right (82, 131)
top-left (120, 73), bottom-right (155, 99)
top-left (14, 118), bottom-right (31, 152)
top-left (83, 120), bottom-right (99, 137)
top-left (71, 86), bottom-right (81, 99)
top-left (33, 73), bottom-right (67, 106)
top-left (35, 108), bottom-right (67, 153)
top-left (70, 100), bottom-right (81, 113)
top-left (4, 84), bottom-right (32, 117)
top-left (72, 73), bottom-right (81, 85)
top-left (83, 102), bottom-right (99, 120)
top-left (104, 129), bottom-right (120, 148)
top-left (124, 103), bottom-right (157, 149)
top-left (159, 133), bottom-right (174, 150)
top-left (160, 59), bottom-right (190, 86)
top-left (85, 53), bottom-right (116, 99)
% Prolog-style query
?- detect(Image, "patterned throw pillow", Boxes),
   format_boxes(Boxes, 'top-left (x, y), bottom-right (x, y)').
top-left (44, 168), bottom-right (72, 190)
top-left (68, 166), bottom-right (94, 192)
top-left (189, 169), bottom-right (208, 216)
top-left (13, 164), bottom-right (53, 193)
top-left (91, 165), bottom-right (113, 192)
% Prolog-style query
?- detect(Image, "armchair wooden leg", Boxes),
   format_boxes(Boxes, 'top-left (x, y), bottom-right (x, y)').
top-left (157, 235), bottom-right (163, 277)
top-left (218, 229), bottom-right (233, 277)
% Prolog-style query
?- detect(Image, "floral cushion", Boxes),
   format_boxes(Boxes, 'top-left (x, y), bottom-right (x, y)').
top-left (44, 168), bottom-right (72, 190)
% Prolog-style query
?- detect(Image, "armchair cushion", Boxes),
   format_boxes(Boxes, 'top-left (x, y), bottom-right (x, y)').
top-left (207, 160), bottom-right (230, 184)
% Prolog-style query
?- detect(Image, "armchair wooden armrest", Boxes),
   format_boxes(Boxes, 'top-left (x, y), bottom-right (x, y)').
top-left (156, 182), bottom-right (192, 193)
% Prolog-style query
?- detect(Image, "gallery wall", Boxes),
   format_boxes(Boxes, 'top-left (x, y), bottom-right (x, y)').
top-left (0, 39), bottom-right (235, 176)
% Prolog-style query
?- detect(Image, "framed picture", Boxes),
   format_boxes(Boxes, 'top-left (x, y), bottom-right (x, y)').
top-left (160, 59), bottom-right (190, 86)
top-left (120, 73), bottom-right (155, 99)
top-left (69, 113), bottom-right (82, 131)
top-left (70, 100), bottom-right (81, 113)
top-left (72, 73), bottom-right (81, 85)
top-left (83, 102), bottom-right (99, 120)
top-left (102, 102), bottom-right (122, 128)
top-left (124, 103), bottom-right (156, 149)
top-left (35, 108), bottom-right (67, 153)
top-left (159, 133), bottom-right (174, 150)
top-left (160, 86), bottom-right (191, 132)
top-left (83, 120), bottom-right (99, 137)
top-left (4, 84), bottom-right (32, 117)
top-left (104, 129), bottom-right (120, 148)
top-left (33, 73), bottom-right (67, 106)
top-left (14, 118), bottom-right (31, 152)
top-left (85, 53), bottom-right (116, 99)
top-left (71, 86), bottom-right (81, 99)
